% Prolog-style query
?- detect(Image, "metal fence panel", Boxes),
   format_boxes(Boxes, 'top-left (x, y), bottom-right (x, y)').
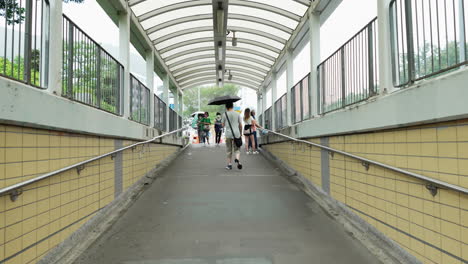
top-left (130, 74), bottom-right (150, 125)
top-left (264, 107), bottom-right (272, 130)
top-left (390, 0), bottom-right (468, 87)
top-left (0, 0), bottom-right (50, 87)
top-left (318, 18), bottom-right (378, 114)
top-left (62, 15), bottom-right (123, 115)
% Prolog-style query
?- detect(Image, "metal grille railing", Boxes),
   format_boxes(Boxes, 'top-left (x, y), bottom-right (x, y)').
top-left (292, 74), bottom-right (311, 123)
top-left (274, 94), bottom-right (287, 130)
top-left (130, 74), bottom-right (150, 125)
top-left (390, 0), bottom-right (468, 87)
top-left (0, 0), bottom-right (49, 87)
top-left (62, 15), bottom-right (123, 115)
top-left (264, 107), bottom-right (272, 130)
top-left (154, 94), bottom-right (166, 130)
top-left (318, 18), bottom-right (378, 114)
top-left (169, 107), bottom-right (177, 132)
top-left (258, 114), bottom-right (263, 126)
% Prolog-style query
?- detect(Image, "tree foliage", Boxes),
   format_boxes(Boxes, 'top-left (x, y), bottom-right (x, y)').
top-left (0, 0), bottom-right (84, 24)
top-left (183, 84), bottom-right (240, 118)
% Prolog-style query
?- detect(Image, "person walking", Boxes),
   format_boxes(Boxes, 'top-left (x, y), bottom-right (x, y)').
top-left (200, 112), bottom-right (211, 145)
top-left (222, 102), bottom-right (243, 170)
top-left (249, 109), bottom-right (262, 154)
top-left (196, 114), bottom-right (204, 144)
top-left (214, 112), bottom-right (223, 146)
top-left (243, 108), bottom-right (258, 155)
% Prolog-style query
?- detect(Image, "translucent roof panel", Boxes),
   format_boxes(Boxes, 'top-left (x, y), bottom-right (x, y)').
top-left (228, 20), bottom-right (291, 40)
top-left (166, 50), bottom-right (215, 65)
top-left (161, 42), bottom-right (214, 58)
top-left (155, 31), bottom-right (214, 50)
top-left (148, 19), bottom-right (213, 40)
top-left (229, 6), bottom-right (298, 29)
top-left (129, 0), bottom-right (311, 90)
top-left (141, 5), bottom-right (212, 29)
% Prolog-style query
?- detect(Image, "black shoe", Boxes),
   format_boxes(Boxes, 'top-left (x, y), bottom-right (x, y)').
top-left (235, 159), bottom-right (242, 170)
top-left (225, 164), bottom-right (232, 170)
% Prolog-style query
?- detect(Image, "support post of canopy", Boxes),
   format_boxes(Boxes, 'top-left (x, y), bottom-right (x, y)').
top-left (146, 51), bottom-right (155, 128)
top-left (377, 0), bottom-right (394, 94)
top-left (271, 72), bottom-right (277, 130)
top-left (163, 74), bottom-right (170, 132)
top-left (119, 8), bottom-right (131, 118)
top-left (48, 0), bottom-right (63, 95)
top-left (309, 10), bottom-right (320, 117)
top-left (286, 49), bottom-right (294, 127)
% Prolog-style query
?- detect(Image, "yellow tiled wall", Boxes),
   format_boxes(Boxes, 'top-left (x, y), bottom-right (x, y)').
top-left (264, 120), bottom-right (468, 264)
top-left (0, 124), bottom-right (179, 264)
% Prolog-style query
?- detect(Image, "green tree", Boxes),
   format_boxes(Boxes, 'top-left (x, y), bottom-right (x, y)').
top-left (183, 84), bottom-right (240, 118)
top-left (1, 0), bottom-right (84, 25)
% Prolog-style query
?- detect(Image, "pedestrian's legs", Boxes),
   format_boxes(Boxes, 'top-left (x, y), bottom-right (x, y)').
top-left (244, 135), bottom-right (250, 152)
top-left (253, 131), bottom-right (258, 149)
top-left (248, 133), bottom-right (253, 149)
top-left (249, 134), bottom-right (256, 151)
top-left (226, 138), bottom-right (233, 164)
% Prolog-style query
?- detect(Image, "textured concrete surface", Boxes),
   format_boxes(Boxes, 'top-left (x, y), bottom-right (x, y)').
top-left (74, 144), bottom-right (381, 264)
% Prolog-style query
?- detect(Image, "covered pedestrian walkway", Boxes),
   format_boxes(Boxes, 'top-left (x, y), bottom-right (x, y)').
top-left (73, 144), bottom-right (380, 264)
top-left (0, 0), bottom-right (467, 263)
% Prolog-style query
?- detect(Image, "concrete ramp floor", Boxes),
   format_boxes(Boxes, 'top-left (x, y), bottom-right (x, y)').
top-left (74, 144), bottom-right (381, 264)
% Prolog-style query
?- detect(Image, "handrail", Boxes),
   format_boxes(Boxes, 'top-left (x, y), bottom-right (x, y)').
top-left (262, 129), bottom-right (468, 195)
top-left (0, 127), bottom-right (188, 200)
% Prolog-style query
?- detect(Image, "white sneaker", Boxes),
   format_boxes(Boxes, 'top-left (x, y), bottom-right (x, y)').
top-left (253, 151), bottom-right (259, 154)
top-left (246, 151), bottom-right (250, 155)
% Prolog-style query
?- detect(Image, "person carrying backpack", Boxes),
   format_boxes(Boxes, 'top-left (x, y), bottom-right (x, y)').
top-left (222, 102), bottom-right (243, 170)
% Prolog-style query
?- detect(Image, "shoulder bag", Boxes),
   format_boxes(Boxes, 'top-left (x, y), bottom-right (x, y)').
top-left (225, 112), bottom-right (243, 148)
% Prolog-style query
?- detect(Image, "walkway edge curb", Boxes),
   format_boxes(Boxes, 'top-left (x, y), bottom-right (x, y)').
top-left (260, 148), bottom-right (422, 264)
top-left (37, 144), bottom-right (190, 264)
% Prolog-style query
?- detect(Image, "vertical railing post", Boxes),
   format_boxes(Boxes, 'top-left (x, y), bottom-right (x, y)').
top-left (116, 66), bottom-right (122, 115)
top-left (340, 48), bottom-right (346, 108)
top-left (368, 21), bottom-right (376, 96)
top-left (404, 0), bottom-right (415, 83)
top-left (67, 21), bottom-right (74, 98)
top-left (318, 65), bottom-right (324, 115)
top-left (24, 0), bottom-right (33, 84)
top-left (459, 0), bottom-right (467, 63)
top-left (96, 48), bottom-right (102, 108)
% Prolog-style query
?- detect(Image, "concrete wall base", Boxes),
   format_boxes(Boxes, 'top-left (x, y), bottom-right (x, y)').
top-left (260, 148), bottom-right (422, 264)
top-left (37, 144), bottom-right (189, 264)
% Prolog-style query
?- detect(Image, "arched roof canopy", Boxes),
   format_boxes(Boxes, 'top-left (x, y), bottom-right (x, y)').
top-left (129, 0), bottom-right (311, 90)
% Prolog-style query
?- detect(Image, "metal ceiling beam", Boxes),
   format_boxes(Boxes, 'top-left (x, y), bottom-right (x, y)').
top-left (181, 76), bottom-right (260, 88)
top-left (167, 54), bottom-right (272, 69)
top-left (227, 26), bottom-right (287, 44)
top-left (146, 14), bottom-right (213, 35)
top-left (160, 37), bottom-right (281, 56)
top-left (153, 26), bottom-right (213, 45)
top-left (228, 13), bottom-right (294, 34)
top-left (229, 0), bottom-right (301, 21)
top-left (178, 70), bottom-right (264, 84)
top-left (172, 60), bottom-right (269, 76)
top-left (165, 46), bottom-right (276, 63)
top-left (182, 80), bottom-right (259, 91)
top-left (175, 66), bottom-right (265, 80)
top-left (293, 0), bottom-right (312, 6)
top-left (138, 0), bottom-right (212, 22)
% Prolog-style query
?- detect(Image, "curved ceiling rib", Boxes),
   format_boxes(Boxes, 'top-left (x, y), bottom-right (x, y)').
top-left (183, 81), bottom-right (259, 91)
top-left (178, 71), bottom-right (264, 85)
top-left (129, 0), bottom-right (311, 91)
top-left (175, 66), bottom-right (265, 80)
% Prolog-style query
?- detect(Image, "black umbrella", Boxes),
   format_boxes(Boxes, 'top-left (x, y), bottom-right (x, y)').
top-left (207, 95), bottom-right (241, 105)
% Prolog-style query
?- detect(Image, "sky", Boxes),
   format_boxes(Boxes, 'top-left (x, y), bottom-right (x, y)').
top-left (62, 0), bottom-right (377, 108)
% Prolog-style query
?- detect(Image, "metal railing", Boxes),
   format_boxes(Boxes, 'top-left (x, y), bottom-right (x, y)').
top-left (264, 107), bottom-right (272, 130)
top-left (291, 73), bottom-right (311, 123)
top-left (0, 0), bottom-right (49, 88)
top-left (62, 15), bottom-right (123, 115)
top-left (154, 94), bottom-right (166, 130)
top-left (0, 127), bottom-right (187, 201)
top-left (261, 129), bottom-right (468, 196)
top-left (390, 0), bottom-right (468, 87)
top-left (168, 108), bottom-right (179, 132)
top-left (130, 74), bottom-right (150, 125)
top-left (274, 94), bottom-right (287, 130)
top-left (318, 18), bottom-right (378, 114)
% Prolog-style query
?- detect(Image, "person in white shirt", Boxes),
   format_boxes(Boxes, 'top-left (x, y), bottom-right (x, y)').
top-left (222, 102), bottom-right (243, 170)
top-left (243, 108), bottom-right (258, 154)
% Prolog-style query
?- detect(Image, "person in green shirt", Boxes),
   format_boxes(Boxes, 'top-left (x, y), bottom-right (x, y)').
top-left (199, 112), bottom-right (212, 145)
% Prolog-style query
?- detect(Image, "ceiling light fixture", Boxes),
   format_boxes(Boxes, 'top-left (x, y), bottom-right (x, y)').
top-left (232, 31), bottom-right (237, 47)
top-left (216, 4), bottom-right (224, 35)
top-left (228, 70), bottom-right (233, 80)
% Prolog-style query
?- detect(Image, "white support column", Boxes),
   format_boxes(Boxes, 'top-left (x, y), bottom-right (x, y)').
top-left (163, 74), bottom-right (170, 131)
top-left (377, 0), bottom-right (394, 94)
top-left (119, 9), bottom-right (131, 118)
top-left (309, 11), bottom-right (321, 117)
top-left (146, 51), bottom-right (155, 128)
top-left (47, 0), bottom-right (63, 95)
top-left (174, 91), bottom-right (179, 129)
top-left (286, 49), bottom-right (294, 127)
top-left (271, 72), bottom-right (277, 130)
top-left (261, 86), bottom-right (267, 126)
